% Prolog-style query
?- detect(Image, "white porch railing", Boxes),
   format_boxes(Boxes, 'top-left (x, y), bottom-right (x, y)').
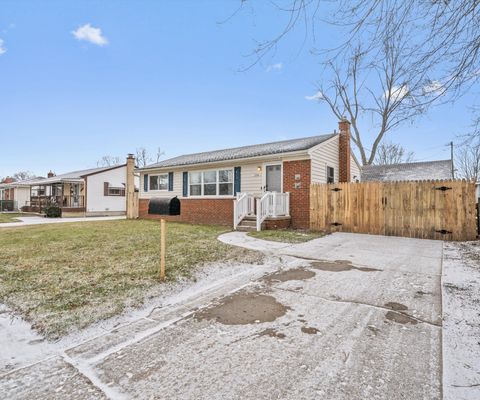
top-left (233, 192), bottom-right (255, 229)
top-left (256, 192), bottom-right (290, 231)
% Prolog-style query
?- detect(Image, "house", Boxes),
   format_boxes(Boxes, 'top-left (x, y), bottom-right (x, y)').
top-left (16, 158), bottom-right (135, 217)
top-left (137, 120), bottom-right (361, 230)
top-left (0, 177), bottom-right (37, 211)
top-left (361, 160), bottom-right (453, 182)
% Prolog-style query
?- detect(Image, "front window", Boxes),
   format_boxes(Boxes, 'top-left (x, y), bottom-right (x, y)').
top-left (327, 166), bottom-right (335, 183)
top-left (150, 174), bottom-right (168, 191)
top-left (189, 169), bottom-right (233, 196)
top-left (108, 187), bottom-right (125, 196)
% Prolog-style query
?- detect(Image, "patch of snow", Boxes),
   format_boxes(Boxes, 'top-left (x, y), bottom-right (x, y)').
top-left (442, 242), bottom-right (480, 400)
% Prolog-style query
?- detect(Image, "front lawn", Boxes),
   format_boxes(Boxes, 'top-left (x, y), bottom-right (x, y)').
top-left (248, 229), bottom-right (324, 243)
top-left (0, 220), bottom-right (261, 339)
top-left (0, 212), bottom-right (36, 223)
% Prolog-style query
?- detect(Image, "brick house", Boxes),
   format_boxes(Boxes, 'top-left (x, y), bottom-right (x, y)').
top-left (137, 120), bottom-right (360, 230)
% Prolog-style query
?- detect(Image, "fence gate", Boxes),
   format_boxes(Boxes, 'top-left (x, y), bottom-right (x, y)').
top-left (310, 180), bottom-right (477, 241)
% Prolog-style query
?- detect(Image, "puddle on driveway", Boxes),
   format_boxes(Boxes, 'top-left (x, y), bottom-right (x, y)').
top-left (194, 292), bottom-right (289, 325)
top-left (263, 268), bottom-right (316, 284)
top-left (301, 326), bottom-right (319, 335)
top-left (310, 260), bottom-right (380, 273)
top-left (257, 328), bottom-right (286, 339)
top-left (385, 311), bottom-right (418, 325)
top-left (384, 302), bottom-right (409, 311)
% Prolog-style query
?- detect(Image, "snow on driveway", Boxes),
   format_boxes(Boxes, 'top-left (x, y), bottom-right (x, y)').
top-left (0, 232), bottom-right (444, 399)
top-left (442, 241), bottom-right (480, 400)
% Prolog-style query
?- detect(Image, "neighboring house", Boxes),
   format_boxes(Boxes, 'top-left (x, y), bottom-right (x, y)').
top-left (137, 120), bottom-right (361, 230)
top-left (0, 177), bottom-right (39, 211)
top-left (361, 160), bottom-right (453, 182)
top-left (18, 162), bottom-right (132, 217)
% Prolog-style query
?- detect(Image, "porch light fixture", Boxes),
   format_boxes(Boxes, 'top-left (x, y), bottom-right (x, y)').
top-left (257, 166), bottom-right (262, 172)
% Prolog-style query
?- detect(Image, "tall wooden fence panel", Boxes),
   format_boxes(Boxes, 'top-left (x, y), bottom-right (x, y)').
top-left (310, 180), bottom-right (477, 241)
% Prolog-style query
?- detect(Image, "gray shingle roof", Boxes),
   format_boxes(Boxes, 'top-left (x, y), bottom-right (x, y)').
top-left (19, 165), bottom-right (125, 186)
top-left (361, 160), bottom-right (453, 182)
top-left (142, 134), bottom-right (336, 169)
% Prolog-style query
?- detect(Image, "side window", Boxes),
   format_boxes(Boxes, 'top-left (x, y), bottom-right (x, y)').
top-left (327, 166), bottom-right (335, 183)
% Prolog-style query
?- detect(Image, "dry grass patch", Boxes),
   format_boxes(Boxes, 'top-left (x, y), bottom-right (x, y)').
top-left (248, 230), bottom-right (324, 244)
top-left (0, 220), bottom-right (261, 339)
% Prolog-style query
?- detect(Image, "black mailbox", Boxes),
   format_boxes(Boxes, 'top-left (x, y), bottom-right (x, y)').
top-left (148, 197), bottom-right (181, 216)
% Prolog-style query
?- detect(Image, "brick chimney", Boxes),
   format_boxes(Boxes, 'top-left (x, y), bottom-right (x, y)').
top-left (338, 118), bottom-right (351, 183)
top-left (126, 154), bottom-right (138, 219)
top-left (47, 170), bottom-right (55, 178)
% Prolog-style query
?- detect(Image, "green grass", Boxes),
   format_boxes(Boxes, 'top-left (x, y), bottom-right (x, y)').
top-left (0, 220), bottom-right (261, 339)
top-left (248, 229), bottom-right (324, 244)
top-left (0, 212), bottom-right (37, 223)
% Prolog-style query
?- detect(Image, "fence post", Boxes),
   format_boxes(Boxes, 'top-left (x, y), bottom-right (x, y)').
top-left (233, 199), bottom-right (238, 230)
top-left (160, 219), bottom-right (166, 281)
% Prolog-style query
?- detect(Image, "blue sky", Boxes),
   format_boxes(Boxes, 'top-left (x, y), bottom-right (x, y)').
top-left (0, 0), bottom-right (477, 177)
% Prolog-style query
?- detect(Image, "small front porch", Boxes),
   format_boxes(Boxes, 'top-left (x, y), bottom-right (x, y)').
top-left (233, 192), bottom-right (291, 231)
top-left (24, 181), bottom-right (86, 215)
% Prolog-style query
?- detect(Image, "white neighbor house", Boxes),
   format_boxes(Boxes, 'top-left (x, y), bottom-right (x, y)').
top-left (6, 161), bottom-right (136, 217)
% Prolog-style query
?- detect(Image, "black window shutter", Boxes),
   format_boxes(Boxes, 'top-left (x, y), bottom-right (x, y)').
top-left (234, 167), bottom-right (241, 195)
top-left (144, 174), bottom-right (149, 192)
top-left (168, 172), bottom-right (174, 191)
top-left (182, 172), bottom-right (188, 197)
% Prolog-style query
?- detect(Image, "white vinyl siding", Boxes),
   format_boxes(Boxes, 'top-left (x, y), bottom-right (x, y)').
top-left (351, 154), bottom-right (361, 181)
top-left (86, 166), bottom-right (127, 214)
top-left (310, 135), bottom-right (340, 184)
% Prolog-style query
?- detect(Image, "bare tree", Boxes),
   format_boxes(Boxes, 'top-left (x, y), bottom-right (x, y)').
top-left (12, 171), bottom-right (35, 181)
top-left (235, 0), bottom-right (480, 145)
top-left (239, 0), bottom-right (480, 95)
top-left (374, 142), bottom-right (415, 166)
top-left (315, 35), bottom-right (428, 165)
top-left (135, 148), bottom-right (153, 168)
top-left (97, 156), bottom-right (122, 167)
top-left (156, 147), bottom-right (165, 163)
top-left (456, 141), bottom-right (480, 181)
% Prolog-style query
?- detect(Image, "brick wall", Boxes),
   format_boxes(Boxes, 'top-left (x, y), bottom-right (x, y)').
top-left (283, 160), bottom-right (311, 229)
top-left (338, 119), bottom-right (351, 183)
top-left (139, 198), bottom-right (233, 226)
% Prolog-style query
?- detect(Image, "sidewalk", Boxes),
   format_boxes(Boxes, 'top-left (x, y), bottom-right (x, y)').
top-left (0, 215), bottom-right (125, 228)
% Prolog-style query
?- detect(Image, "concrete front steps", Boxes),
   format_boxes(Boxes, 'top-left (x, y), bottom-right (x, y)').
top-left (235, 215), bottom-right (292, 231)
top-left (236, 216), bottom-right (257, 232)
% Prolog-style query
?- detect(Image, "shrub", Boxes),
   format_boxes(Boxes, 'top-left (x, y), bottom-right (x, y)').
top-left (44, 204), bottom-right (62, 218)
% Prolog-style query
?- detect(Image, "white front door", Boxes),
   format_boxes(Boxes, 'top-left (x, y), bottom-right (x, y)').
top-left (265, 164), bottom-right (282, 192)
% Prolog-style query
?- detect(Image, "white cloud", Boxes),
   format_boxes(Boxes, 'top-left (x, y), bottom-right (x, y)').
top-left (385, 85), bottom-right (409, 102)
top-left (266, 62), bottom-right (283, 72)
top-left (423, 80), bottom-right (445, 96)
top-left (72, 23), bottom-right (108, 46)
top-left (0, 38), bottom-right (6, 55)
top-left (305, 91), bottom-right (324, 101)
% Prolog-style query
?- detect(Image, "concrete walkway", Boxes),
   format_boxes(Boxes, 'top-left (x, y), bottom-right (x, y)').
top-left (0, 232), bottom-right (444, 399)
top-left (0, 215), bottom-right (125, 228)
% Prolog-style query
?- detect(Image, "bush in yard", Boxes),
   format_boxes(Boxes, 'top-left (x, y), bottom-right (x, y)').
top-left (43, 204), bottom-right (62, 218)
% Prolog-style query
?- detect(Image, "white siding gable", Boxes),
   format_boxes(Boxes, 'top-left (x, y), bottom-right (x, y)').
top-left (86, 166), bottom-right (127, 214)
top-left (310, 135), bottom-right (340, 184)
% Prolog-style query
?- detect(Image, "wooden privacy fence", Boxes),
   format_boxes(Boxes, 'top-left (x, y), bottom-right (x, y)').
top-left (310, 180), bottom-right (477, 241)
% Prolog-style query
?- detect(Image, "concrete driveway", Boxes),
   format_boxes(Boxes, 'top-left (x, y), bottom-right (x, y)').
top-left (0, 232), bottom-right (443, 399)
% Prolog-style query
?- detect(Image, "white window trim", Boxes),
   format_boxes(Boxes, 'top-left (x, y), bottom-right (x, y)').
top-left (326, 165), bottom-right (335, 183)
top-left (149, 173), bottom-right (169, 192)
top-left (188, 168), bottom-right (234, 198)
